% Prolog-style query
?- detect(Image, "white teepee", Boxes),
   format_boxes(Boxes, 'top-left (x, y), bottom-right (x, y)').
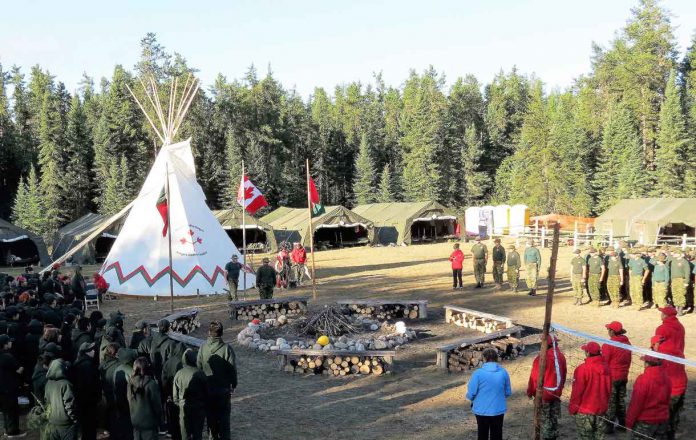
top-left (100, 76), bottom-right (255, 296)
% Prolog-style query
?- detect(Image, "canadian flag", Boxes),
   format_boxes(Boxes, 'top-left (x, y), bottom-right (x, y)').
top-left (237, 174), bottom-right (268, 215)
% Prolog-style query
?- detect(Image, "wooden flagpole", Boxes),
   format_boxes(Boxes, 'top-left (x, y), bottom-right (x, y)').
top-left (241, 161), bottom-right (247, 300)
top-left (533, 223), bottom-right (560, 439)
top-left (165, 162), bottom-right (174, 312)
top-left (306, 159), bottom-right (317, 300)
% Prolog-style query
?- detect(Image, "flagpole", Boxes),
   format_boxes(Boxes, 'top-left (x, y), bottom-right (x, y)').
top-left (165, 162), bottom-right (174, 312)
top-left (241, 161), bottom-right (247, 300)
top-left (306, 159), bottom-right (317, 300)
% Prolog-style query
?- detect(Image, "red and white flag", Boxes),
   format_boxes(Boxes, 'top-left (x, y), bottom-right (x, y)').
top-left (237, 174), bottom-right (268, 215)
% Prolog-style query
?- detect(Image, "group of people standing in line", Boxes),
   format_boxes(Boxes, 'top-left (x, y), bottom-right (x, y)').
top-left (467, 306), bottom-right (687, 440)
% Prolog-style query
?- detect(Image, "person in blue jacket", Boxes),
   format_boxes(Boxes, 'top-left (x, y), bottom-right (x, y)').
top-left (466, 348), bottom-right (512, 440)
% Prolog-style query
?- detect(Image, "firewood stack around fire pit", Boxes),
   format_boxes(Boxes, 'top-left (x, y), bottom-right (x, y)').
top-left (448, 311), bottom-right (510, 334)
top-left (446, 336), bottom-right (525, 372)
top-left (284, 354), bottom-right (390, 376)
top-left (343, 303), bottom-right (420, 320)
top-left (235, 301), bottom-right (307, 321)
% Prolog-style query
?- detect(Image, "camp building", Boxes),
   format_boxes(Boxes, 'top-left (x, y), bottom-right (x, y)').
top-left (352, 201), bottom-right (458, 245)
top-left (261, 206), bottom-right (374, 249)
top-left (51, 213), bottom-right (125, 264)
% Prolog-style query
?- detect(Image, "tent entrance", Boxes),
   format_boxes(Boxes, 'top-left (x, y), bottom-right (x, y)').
top-left (224, 228), bottom-right (268, 253)
top-left (95, 236), bottom-right (116, 263)
top-left (314, 225), bottom-right (369, 250)
top-left (1, 238), bottom-right (41, 267)
top-left (657, 223), bottom-right (695, 245)
top-left (410, 219), bottom-right (458, 244)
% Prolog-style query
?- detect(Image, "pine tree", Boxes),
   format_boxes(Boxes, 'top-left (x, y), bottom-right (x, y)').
top-left (377, 164), bottom-right (394, 203)
top-left (63, 94), bottom-right (93, 221)
top-left (221, 129), bottom-right (244, 209)
top-left (37, 88), bottom-right (67, 234)
top-left (12, 166), bottom-right (44, 235)
top-left (0, 63), bottom-right (19, 218)
top-left (101, 157), bottom-right (123, 215)
top-left (655, 70), bottom-right (689, 196)
top-left (353, 133), bottom-right (376, 205)
top-left (460, 125), bottom-right (488, 206)
top-left (10, 177), bottom-right (28, 227)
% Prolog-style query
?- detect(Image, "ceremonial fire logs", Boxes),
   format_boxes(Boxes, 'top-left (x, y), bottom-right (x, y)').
top-left (279, 351), bottom-right (394, 377)
top-left (337, 300), bottom-right (427, 321)
top-left (439, 335), bottom-right (525, 373)
top-left (230, 297), bottom-right (308, 321)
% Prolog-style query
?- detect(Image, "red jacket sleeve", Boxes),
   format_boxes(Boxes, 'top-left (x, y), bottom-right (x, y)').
top-left (527, 356), bottom-right (540, 397)
top-left (625, 376), bottom-right (647, 429)
top-left (568, 366), bottom-right (585, 415)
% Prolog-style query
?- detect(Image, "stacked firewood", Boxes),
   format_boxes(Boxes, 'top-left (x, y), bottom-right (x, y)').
top-left (343, 303), bottom-right (420, 320)
top-left (297, 307), bottom-right (358, 337)
top-left (234, 301), bottom-right (307, 321)
top-left (152, 309), bottom-right (201, 335)
top-left (448, 311), bottom-right (509, 334)
top-left (446, 337), bottom-right (524, 372)
top-left (284, 354), bottom-right (390, 376)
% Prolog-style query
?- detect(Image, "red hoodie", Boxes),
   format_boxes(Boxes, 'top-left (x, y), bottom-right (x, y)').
top-left (568, 355), bottom-right (611, 415)
top-left (655, 316), bottom-right (685, 357)
top-left (449, 249), bottom-right (465, 270)
top-left (625, 365), bottom-right (671, 428)
top-left (601, 334), bottom-right (632, 381)
top-left (527, 347), bottom-right (567, 402)
top-left (291, 247), bottom-right (307, 264)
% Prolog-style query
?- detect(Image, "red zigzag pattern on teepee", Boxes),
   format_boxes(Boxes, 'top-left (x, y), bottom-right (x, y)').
top-left (101, 261), bottom-right (225, 287)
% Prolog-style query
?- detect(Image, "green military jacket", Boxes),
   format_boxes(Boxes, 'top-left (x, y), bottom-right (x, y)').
top-left (507, 251), bottom-right (520, 268)
top-left (114, 348), bottom-right (137, 413)
top-left (628, 258), bottom-right (647, 277)
top-left (606, 257), bottom-right (622, 276)
top-left (471, 243), bottom-right (488, 260)
top-left (492, 245), bottom-right (506, 263)
top-left (197, 337), bottom-right (237, 393)
top-left (670, 258), bottom-right (690, 280)
top-left (256, 265), bottom-right (276, 287)
top-left (99, 356), bottom-right (120, 406)
top-left (127, 376), bottom-right (161, 431)
top-left (173, 354), bottom-right (208, 409)
top-left (570, 256), bottom-right (585, 275)
top-left (524, 246), bottom-right (541, 265)
top-left (45, 359), bottom-right (77, 426)
top-left (652, 263), bottom-right (670, 284)
top-left (587, 255), bottom-right (603, 275)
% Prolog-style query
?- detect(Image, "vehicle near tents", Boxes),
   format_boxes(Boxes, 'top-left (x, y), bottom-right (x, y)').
top-left (352, 201), bottom-right (458, 245)
top-left (261, 206), bottom-right (374, 249)
top-left (595, 198), bottom-right (696, 245)
top-left (0, 218), bottom-right (50, 267)
top-left (52, 213), bottom-right (125, 264)
top-left (213, 208), bottom-right (277, 253)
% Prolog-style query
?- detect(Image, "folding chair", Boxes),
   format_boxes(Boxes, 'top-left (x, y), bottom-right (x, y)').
top-left (84, 284), bottom-right (100, 312)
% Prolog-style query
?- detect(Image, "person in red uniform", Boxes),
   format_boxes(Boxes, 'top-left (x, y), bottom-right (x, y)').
top-left (527, 335), bottom-right (567, 440)
top-left (601, 321), bottom-right (632, 433)
top-left (568, 341), bottom-right (612, 438)
top-left (653, 306), bottom-right (687, 440)
top-left (449, 243), bottom-right (465, 290)
top-left (92, 272), bottom-right (109, 302)
top-left (290, 243), bottom-right (308, 286)
top-left (626, 354), bottom-right (671, 440)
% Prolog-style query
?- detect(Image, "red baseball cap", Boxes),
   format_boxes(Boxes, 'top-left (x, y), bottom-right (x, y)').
top-left (605, 321), bottom-right (623, 333)
top-left (650, 335), bottom-right (664, 346)
top-left (580, 341), bottom-right (601, 355)
top-left (658, 306), bottom-right (678, 316)
top-left (251, 319), bottom-right (260, 325)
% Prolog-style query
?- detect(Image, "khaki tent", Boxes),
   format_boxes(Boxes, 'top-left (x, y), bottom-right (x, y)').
top-left (260, 206), bottom-right (374, 249)
top-left (213, 208), bottom-right (277, 252)
top-left (52, 213), bottom-right (125, 264)
top-left (0, 218), bottom-right (50, 267)
top-left (594, 198), bottom-right (696, 244)
top-left (352, 201), bottom-right (459, 245)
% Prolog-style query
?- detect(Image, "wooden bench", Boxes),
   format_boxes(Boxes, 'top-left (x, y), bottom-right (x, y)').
top-left (436, 326), bottom-right (524, 372)
top-left (336, 299), bottom-right (428, 320)
top-left (444, 305), bottom-right (515, 333)
top-left (277, 348), bottom-right (396, 376)
top-left (229, 296), bottom-right (309, 321)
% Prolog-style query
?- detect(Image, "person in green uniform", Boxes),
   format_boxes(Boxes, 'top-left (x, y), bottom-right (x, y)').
top-left (524, 240), bottom-right (542, 296)
top-left (162, 343), bottom-right (186, 440)
top-left (491, 238), bottom-right (506, 289)
top-left (585, 247), bottom-right (604, 306)
top-left (44, 358), bottom-right (78, 440)
top-left (113, 348), bottom-right (137, 440)
top-left (100, 342), bottom-right (121, 435)
top-left (605, 248), bottom-right (624, 308)
top-left (644, 247), bottom-right (655, 307)
top-left (570, 249), bottom-right (587, 305)
top-left (506, 245), bottom-right (520, 292)
top-left (669, 249), bottom-right (690, 315)
top-left (627, 251), bottom-right (649, 310)
top-left (651, 254), bottom-right (670, 308)
top-left (128, 357), bottom-right (162, 440)
top-left (255, 257), bottom-right (276, 299)
top-left (223, 256), bottom-right (243, 301)
top-left (173, 349), bottom-right (208, 440)
top-left (471, 238), bottom-right (488, 288)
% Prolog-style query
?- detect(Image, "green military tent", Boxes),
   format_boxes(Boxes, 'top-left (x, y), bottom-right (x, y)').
top-left (51, 213), bottom-right (125, 264)
top-left (594, 198), bottom-right (696, 244)
top-left (213, 208), bottom-right (277, 253)
top-left (260, 206), bottom-right (374, 249)
top-left (352, 201), bottom-right (459, 245)
top-left (0, 218), bottom-right (51, 267)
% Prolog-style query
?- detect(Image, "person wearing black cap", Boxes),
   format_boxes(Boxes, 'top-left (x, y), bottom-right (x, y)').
top-left (71, 317), bottom-right (93, 361)
top-left (255, 257), bottom-right (276, 299)
top-left (41, 294), bottom-right (62, 327)
top-left (130, 320), bottom-right (149, 351)
top-left (174, 349), bottom-right (208, 440)
top-left (71, 342), bottom-right (101, 440)
top-left (44, 358), bottom-right (78, 440)
top-left (0, 334), bottom-right (25, 438)
top-left (224, 255), bottom-right (243, 301)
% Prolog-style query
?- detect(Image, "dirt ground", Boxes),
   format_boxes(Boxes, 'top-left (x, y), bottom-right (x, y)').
top-left (11, 241), bottom-right (696, 439)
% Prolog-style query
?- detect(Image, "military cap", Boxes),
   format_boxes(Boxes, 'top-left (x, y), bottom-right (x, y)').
top-left (508, 244), bottom-right (516, 250)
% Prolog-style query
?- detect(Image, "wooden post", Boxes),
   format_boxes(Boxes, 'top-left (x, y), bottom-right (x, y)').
top-left (541, 227), bottom-right (546, 248)
top-left (241, 160), bottom-right (247, 300)
top-left (533, 223), bottom-right (560, 440)
top-left (306, 159), bottom-right (317, 300)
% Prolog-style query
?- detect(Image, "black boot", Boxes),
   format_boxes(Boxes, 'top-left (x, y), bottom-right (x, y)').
top-left (528, 289), bottom-right (536, 296)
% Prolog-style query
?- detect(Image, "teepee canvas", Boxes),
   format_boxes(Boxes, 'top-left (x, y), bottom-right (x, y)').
top-left (100, 76), bottom-right (255, 296)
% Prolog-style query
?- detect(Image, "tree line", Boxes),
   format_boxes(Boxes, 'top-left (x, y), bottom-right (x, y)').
top-left (1, 0), bottom-right (696, 239)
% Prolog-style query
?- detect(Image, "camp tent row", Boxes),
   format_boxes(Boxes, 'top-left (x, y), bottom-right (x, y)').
top-left (52, 213), bottom-right (126, 264)
top-left (595, 198), bottom-right (696, 244)
top-left (0, 218), bottom-right (50, 267)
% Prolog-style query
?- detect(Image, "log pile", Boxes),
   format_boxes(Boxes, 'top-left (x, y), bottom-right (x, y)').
top-left (448, 311), bottom-right (509, 334)
top-left (233, 300), bottom-right (307, 321)
top-left (283, 354), bottom-right (390, 376)
top-left (342, 303), bottom-right (420, 320)
top-left (297, 307), bottom-right (358, 337)
top-left (445, 336), bottom-right (525, 372)
top-left (148, 309), bottom-right (201, 335)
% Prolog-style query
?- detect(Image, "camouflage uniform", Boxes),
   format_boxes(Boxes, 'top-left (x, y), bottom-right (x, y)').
top-left (507, 247), bottom-right (520, 291)
top-left (605, 253), bottom-right (622, 307)
top-left (606, 380), bottom-right (627, 428)
top-left (586, 251), bottom-right (604, 306)
top-left (669, 394), bottom-right (684, 439)
top-left (540, 399), bottom-right (560, 440)
top-left (492, 243), bottom-right (506, 285)
top-left (570, 251), bottom-right (586, 303)
top-left (574, 413), bottom-right (606, 440)
top-left (471, 242), bottom-right (488, 287)
top-left (524, 244), bottom-right (542, 292)
top-left (670, 255), bottom-right (690, 309)
top-left (651, 256), bottom-right (670, 308)
top-left (627, 254), bottom-right (647, 309)
top-left (631, 421), bottom-right (668, 440)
